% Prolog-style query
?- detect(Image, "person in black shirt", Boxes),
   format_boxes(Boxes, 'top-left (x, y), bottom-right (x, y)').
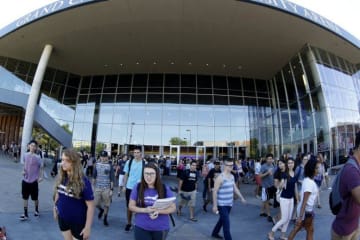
top-left (177, 160), bottom-right (198, 222)
top-left (203, 160), bottom-right (222, 212)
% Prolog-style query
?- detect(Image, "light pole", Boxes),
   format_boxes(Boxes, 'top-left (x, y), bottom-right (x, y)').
top-left (186, 129), bottom-right (191, 146)
top-left (129, 122), bottom-right (135, 144)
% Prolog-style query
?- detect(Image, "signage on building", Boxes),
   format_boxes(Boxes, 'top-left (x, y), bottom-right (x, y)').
top-left (245, 0), bottom-right (360, 49)
top-left (0, 0), bottom-right (106, 38)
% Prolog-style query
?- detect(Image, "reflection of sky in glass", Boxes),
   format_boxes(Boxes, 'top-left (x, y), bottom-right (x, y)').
top-left (39, 94), bottom-right (75, 128)
top-left (82, 102), bottom-right (254, 145)
top-left (316, 63), bottom-right (360, 127)
top-left (0, 66), bottom-right (31, 93)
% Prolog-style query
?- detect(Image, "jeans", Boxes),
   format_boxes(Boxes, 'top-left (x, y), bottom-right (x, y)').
top-left (202, 179), bottom-right (207, 200)
top-left (134, 225), bottom-right (168, 240)
top-left (212, 206), bottom-right (232, 240)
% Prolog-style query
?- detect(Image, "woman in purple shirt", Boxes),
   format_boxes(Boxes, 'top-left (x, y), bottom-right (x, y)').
top-left (129, 163), bottom-right (176, 240)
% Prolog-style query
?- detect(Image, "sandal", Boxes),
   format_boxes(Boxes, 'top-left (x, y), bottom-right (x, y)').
top-left (189, 218), bottom-right (198, 222)
top-left (267, 233), bottom-right (275, 240)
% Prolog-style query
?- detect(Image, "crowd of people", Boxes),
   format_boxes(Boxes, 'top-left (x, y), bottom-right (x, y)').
top-left (16, 131), bottom-right (360, 240)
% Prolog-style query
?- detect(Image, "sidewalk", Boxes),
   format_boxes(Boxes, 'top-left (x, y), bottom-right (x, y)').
top-left (0, 154), bottom-right (335, 239)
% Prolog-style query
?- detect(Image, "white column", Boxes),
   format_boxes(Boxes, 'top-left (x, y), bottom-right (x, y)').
top-left (20, 44), bottom-right (53, 163)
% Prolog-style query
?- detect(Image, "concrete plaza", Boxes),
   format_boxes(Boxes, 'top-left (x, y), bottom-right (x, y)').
top-left (0, 153), bottom-right (336, 239)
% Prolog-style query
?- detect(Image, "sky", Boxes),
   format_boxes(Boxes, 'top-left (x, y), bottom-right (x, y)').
top-left (0, 0), bottom-right (359, 40)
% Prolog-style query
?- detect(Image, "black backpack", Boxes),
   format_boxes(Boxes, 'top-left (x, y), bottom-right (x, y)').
top-left (329, 158), bottom-right (359, 215)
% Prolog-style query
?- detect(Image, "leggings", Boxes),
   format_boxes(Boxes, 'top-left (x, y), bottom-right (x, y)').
top-left (134, 225), bottom-right (168, 240)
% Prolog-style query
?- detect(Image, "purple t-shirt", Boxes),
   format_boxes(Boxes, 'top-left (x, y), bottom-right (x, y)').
top-left (130, 184), bottom-right (174, 231)
top-left (23, 152), bottom-right (42, 183)
top-left (56, 177), bottom-right (94, 225)
top-left (332, 160), bottom-right (360, 235)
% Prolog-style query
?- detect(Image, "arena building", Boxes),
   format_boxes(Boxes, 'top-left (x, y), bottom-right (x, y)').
top-left (0, 0), bottom-right (359, 165)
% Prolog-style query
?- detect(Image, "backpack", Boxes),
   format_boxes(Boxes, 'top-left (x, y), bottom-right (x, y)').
top-left (329, 158), bottom-right (359, 215)
top-left (128, 158), bottom-right (146, 177)
top-left (136, 183), bottom-right (175, 227)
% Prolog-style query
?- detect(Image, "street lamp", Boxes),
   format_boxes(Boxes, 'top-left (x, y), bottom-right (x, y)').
top-left (129, 122), bottom-right (135, 144)
top-left (186, 129), bottom-right (191, 146)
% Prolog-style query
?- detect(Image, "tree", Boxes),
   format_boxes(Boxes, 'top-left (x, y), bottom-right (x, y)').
top-left (169, 137), bottom-right (187, 146)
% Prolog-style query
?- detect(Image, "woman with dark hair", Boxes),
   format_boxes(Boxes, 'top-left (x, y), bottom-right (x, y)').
top-left (129, 163), bottom-right (176, 240)
top-left (268, 158), bottom-right (298, 240)
top-left (53, 148), bottom-right (95, 240)
top-left (288, 157), bottom-right (319, 240)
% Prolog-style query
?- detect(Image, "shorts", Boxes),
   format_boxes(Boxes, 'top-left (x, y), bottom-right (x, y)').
top-left (118, 174), bottom-right (125, 187)
top-left (58, 217), bottom-right (84, 240)
top-left (94, 188), bottom-right (111, 207)
top-left (22, 180), bottom-right (39, 201)
top-left (178, 190), bottom-right (196, 207)
top-left (126, 188), bottom-right (132, 208)
top-left (255, 175), bottom-right (262, 185)
top-left (261, 186), bottom-right (275, 202)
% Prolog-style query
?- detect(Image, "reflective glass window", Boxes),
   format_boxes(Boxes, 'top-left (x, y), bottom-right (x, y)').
top-left (214, 107), bottom-right (230, 126)
top-left (104, 75), bottom-right (118, 88)
top-left (181, 94), bottom-right (196, 104)
top-left (145, 105), bottom-right (162, 125)
top-left (133, 74), bottom-right (147, 87)
top-left (148, 74), bottom-right (163, 87)
top-left (180, 105), bottom-right (198, 125)
top-left (143, 125), bottom-right (162, 145)
top-left (129, 105), bottom-right (145, 125)
top-left (118, 74), bottom-right (132, 87)
top-left (113, 104), bottom-right (129, 124)
top-left (163, 105), bottom-right (180, 125)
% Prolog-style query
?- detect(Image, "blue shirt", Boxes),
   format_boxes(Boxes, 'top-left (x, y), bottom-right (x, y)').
top-left (56, 177), bottom-right (94, 225)
top-left (124, 159), bottom-right (144, 189)
top-left (279, 172), bottom-right (297, 199)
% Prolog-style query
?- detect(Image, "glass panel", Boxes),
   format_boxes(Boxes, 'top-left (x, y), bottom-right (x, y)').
top-left (163, 105), bottom-right (180, 125)
top-left (97, 123), bottom-right (112, 143)
top-left (129, 105), bottom-right (145, 125)
top-left (145, 105), bottom-right (162, 125)
top-left (198, 106), bottom-right (214, 126)
top-left (180, 105), bottom-right (198, 125)
top-left (113, 103), bottom-right (129, 124)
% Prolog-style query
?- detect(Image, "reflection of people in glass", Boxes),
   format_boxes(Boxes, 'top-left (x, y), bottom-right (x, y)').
top-left (129, 163), bottom-right (176, 240)
top-left (53, 149), bottom-right (95, 240)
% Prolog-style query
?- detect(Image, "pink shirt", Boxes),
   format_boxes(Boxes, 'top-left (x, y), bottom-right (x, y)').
top-left (23, 152), bottom-right (42, 183)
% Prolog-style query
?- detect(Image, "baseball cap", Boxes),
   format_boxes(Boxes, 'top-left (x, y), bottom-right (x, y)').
top-left (100, 150), bottom-right (108, 157)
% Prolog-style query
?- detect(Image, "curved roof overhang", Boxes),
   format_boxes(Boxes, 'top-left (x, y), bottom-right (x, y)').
top-left (0, 0), bottom-right (359, 79)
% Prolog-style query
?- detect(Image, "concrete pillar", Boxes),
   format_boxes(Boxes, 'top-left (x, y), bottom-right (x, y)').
top-left (20, 44), bottom-right (53, 163)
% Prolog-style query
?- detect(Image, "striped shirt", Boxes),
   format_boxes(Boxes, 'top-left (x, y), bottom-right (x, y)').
top-left (217, 173), bottom-right (234, 206)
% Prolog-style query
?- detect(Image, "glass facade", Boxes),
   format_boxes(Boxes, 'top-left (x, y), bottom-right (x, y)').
top-left (1, 44), bottom-right (359, 164)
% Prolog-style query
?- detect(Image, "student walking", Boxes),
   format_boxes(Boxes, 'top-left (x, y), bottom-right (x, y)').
top-left (268, 157), bottom-right (298, 240)
top-left (288, 157), bottom-right (319, 240)
top-left (129, 163), bottom-right (176, 240)
top-left (211, 158), bottom-right (246, 240)
top-left (53, 148), bottom-right (94, 240)
top-left (93, 151), bottom-right (114, 226)
top-left (123, 146), bottom-right (146, 232)
top-left (20, 140), bottom-right (44, 221)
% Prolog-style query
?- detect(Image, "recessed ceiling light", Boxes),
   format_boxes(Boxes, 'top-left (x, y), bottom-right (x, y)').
top-left (223, 64), bottom-right (226, 68)
top-left (237, 65), bottom-right (242, 70)
top-left (188, 62), bottom-right (192, 65)
top-left (104, 64), bottom-right (108, 67)
top-left (119, 63), bottom-right (123, 67)
top-left (136, 62), bottom-right (140, 65)
top-left (153, 61), bottom-right (157, 65)
top-left (170, 61), bottom-right (174, 65)
top-left (205, 63), bottom-right (209, 66)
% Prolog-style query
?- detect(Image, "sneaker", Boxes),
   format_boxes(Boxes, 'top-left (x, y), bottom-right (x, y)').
top-left (211, 233), bottom-right (223, 239)
top-left (124, 224), bottom-right (132, 232)
top-left (19, 215), bottom-right (28, 221)
top-left (103, 218), bottom-right (109, 226)
top-left (34, 211), bottom-right (39, 217)
top-left (118, 192), bottom-right (121, 197)
top-left (267, 216), bottom-right (273, 222)
top-left (259, 213), bottom-right (267, 217)
top-left (203, 203), bottom-right (207, 212)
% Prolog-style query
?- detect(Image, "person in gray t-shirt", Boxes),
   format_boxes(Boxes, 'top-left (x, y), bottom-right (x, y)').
top-left (259, 154), bottom-right (275, 221)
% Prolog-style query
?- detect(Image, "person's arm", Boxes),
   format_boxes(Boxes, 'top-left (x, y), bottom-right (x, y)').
top-left (233, 183), bottom-right (246, 203)
top-left (178, 179), bottom-right (183, 193)
top-left (351, 185), bottom-right (360, 204)
top-left (129, 199), bottom-right (155, 214)
top-left (80, 200), bottom-right (94, 240)
top-left (297, 191), bottom-right (310, 224)
top-left (38, 159), bottom-right (44, 182)
top-left (212, 175), bottom-right (223, 214)
top-left (53, 192), bottom-right (59, 221)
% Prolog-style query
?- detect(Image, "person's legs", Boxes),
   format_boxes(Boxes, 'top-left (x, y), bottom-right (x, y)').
top-left (331, 227), bottom-right (360, 240)
top-left (134, 226), bottom-right (152, 240)
top-left (152, 230), bottom-right (168, 240)
top-left (288, 220), bottom-right (303, 240)
top-left (125, 188), bottom-right (133, 230)
top-left (61, 230), bottom-right (74, 240)
top-left (21, 180), bottom-right (30, 219)
top-left (211, 210), bottom-right (223, 237)
top-left (303, 214), bottom-right (314, 240)
top-left (271, 198), bottom-right (289, 236)
top-left (281, 198), bottom-right (294, 238)
top-left (220, 206), bottom-right (232, 240)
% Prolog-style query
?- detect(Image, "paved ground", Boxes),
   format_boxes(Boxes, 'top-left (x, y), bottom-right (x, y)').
top-left (0, 153), bottom-right (337, 240)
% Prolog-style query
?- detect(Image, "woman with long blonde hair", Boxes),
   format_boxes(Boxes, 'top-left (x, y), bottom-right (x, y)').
top-left (53, 149), bottom-right (94, 240)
